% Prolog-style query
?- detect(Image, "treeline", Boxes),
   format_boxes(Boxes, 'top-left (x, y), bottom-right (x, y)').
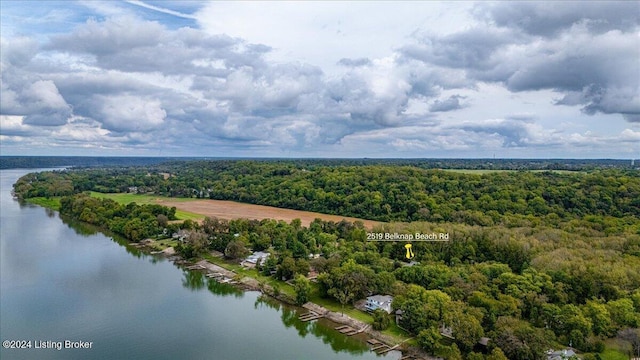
top-left (2, 156), bottom-right (635, 170)
top-left (13, 161), bottom-right (640, 225)
top-left (59, 193), bottom-right (177, 242)
top-left (0, 156), bottom-right (177, 169)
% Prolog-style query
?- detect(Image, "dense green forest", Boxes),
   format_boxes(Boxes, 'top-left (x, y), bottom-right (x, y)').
top-left (12, 161), bottom-right (640, 226)
top-left (12, 160), bottom-right (640, 360)
top-left (58, 193), bottom-right (177, 242)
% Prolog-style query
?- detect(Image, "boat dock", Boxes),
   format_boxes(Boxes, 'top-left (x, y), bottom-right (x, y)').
top-left (183, 260), bottom-right (239, 284)
top-left (299, 311), bottom-right (323, 322)
top-left (334, 324), bottom-right (367, 336)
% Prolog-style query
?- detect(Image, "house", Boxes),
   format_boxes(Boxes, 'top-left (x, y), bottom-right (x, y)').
top-left (478, 337), bottom-right (490, 347)
top-left (172, 229), bottom-right (189, 242)
top-left (546, 349), bottom-right (579, 360)
top-left (364, 295), bottom-right (393, 313)
top-left (242, 251), bottom-right (270, 267)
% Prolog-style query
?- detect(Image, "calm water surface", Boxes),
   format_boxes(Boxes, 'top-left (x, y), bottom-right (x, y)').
top-left (0, 169), bottom-right (400, 360)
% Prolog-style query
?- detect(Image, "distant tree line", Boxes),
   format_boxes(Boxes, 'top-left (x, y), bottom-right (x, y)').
top-left (13, 161), bottom-right (640, 225)
top-left (0, 156), bottom-right (177, 169)
top-left (2, 156), bottom-right (636, 170)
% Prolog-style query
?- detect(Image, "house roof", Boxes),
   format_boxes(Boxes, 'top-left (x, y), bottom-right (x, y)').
top-left (367, 295), bottom-right (393, 304)
top-left (245, 251), bottom-right (270, 263)
top-left (547, 349), bottom-right (577, 360)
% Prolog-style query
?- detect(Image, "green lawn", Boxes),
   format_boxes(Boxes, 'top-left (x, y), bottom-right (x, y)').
top-left (306, 283), bottom-right (374, 323)
top-left (25, 197), bottom-right (61, 210)
top-left (601, 338), bottom-right (633, 360)
top-left (600, 349), bottom-right (629, 360)
top-left (382, 321), bottom-right (411, 341)
top-left (148, 238), bottom-right (179, 251)
top-left (89, 192), bottom-right (203, 220)
top-left (88, 191), bottom-right (197, 204)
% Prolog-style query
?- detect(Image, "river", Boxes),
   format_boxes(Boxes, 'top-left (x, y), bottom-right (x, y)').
top-left (0, 169), bottom-right (400, 360)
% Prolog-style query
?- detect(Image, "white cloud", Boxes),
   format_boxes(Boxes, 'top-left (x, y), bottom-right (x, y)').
top-left (98, 95), bottom-right (166, 132)
top-left (1, 1), bottom-right (638, 157)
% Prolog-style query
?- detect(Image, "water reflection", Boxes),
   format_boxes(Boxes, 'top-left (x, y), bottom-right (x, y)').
top-left (61, 215), bottom-right (99, 237)
top-left (45, 208), bottom-right (56, 218)
top-left (182, 269), bottom-right (206, 290)
top-left (254, 295), bottom-right (372, 356)
top-left (206, 277), bottom-right (243, 298)
top-left (182, 270), bottom-right (244, 298)
top-left (60, 215), bottom-right (145, 258)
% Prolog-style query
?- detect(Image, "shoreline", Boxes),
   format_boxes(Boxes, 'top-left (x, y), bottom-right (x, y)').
top-left (26, 196), bottom-right (420, 358)
top-left (138, 241), bottom-right (415, 358)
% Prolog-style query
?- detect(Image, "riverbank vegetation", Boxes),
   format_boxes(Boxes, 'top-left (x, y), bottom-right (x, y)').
top-left (12, 160), bottom-right (640, 360)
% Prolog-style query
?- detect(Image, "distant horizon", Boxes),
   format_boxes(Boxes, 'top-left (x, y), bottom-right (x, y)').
top-left (1, 155), bottom-right (636, 161)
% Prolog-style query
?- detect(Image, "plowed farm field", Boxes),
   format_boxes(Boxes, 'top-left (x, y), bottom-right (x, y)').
top-left (156, 198), bottom-right (380, 229)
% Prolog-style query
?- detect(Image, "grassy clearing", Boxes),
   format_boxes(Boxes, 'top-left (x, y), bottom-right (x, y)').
top-left (382, 322), bottom-right (414, 345)
top-left (601, 338), bottom-right (632, 360)
top-left (25, 197), bottom-right (61, 210)
top-left (171, 210), bottom-right (205, 221)
top-left (88, 192), bottom-right (203, 221)
top-left (600, 349), bottom-right (628, 360)
top-left (147, 238), bottom-right (179, 251)
top-left (88, 191), bottom-right (196, 204)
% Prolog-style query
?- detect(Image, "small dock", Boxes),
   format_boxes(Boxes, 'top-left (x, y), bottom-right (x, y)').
top-left (376, 344), bottom-right (399, 355)
top-left (366, 337), bottom-right (400, 355)
top-left (205, 272), bottom-right (237, 284)
top-left (334, 325), bottom-right (364, 336)
top-left (299, 311), bottom-right (323, 322)
top-left (182, 260), bottom-right (239, 285)
top-left (186, 264), bottom-right (206, 270)
top-left (370, 344), bottom-right (388, 352)
top-left (335, 325), bottom-right (356, 334)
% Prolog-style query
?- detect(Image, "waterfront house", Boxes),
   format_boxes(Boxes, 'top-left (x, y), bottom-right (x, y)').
top-left (242, 251), bottom-right (270, 267)
top-left (546, 349), bottom-right (579, 360)
top-left (364, 295), bottom-right (393, 313)
top-left (172, 229), bottom-right (189, 242)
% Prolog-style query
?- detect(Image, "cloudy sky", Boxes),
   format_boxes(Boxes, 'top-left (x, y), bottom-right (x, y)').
top-left (1, 1), bottom-right (639, 158)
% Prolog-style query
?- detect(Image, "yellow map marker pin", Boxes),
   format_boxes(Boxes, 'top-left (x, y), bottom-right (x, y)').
top-left (404, 243), bottom-right (415, 259)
